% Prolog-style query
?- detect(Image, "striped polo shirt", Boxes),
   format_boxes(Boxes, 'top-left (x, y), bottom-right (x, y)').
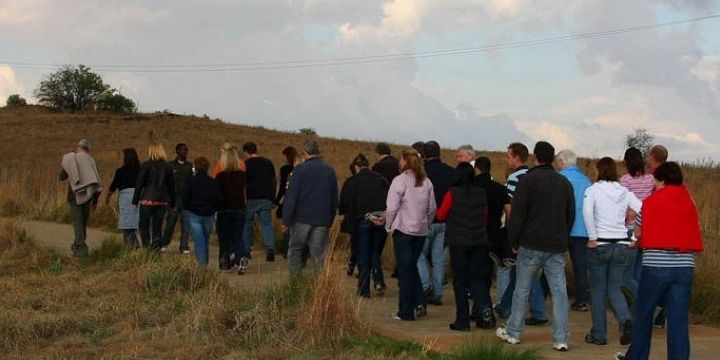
top-left (506, 166), bottom-right (528, 199)
top-left (636, 213), bottom-right (695, 267)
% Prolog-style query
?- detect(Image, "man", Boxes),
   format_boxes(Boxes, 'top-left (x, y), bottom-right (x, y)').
top-left (556, 149), bottom-right (591, 312)
top-left (496, 141), bottom-right (575, 351)
top-left (242, 142), bottom-right (278, 262)
top-left (282, 140), bottom-right (338, 276)
top-left (647, 144), bottom-right (668, 174)
top-left (371, 142), bottom-right (400, 184)
top-left (162, 143), bottom-right (193, 254)
top-left (59, 139), bottom-right (102, 257)
top-left (456, 144), bottom-right (476, 167)
top-left (417, 140), bottom-right (455, 305)
top-left (473, 156), bottom-right (511, 328)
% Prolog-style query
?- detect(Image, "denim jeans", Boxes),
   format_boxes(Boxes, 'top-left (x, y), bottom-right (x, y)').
top-left (69, 201), bottom-right (91, 254)
top-left (216, 209), bottom-right (245, 267)
top-left (287, 223), bottom-right (329, 276)
top-left (498, 268), bottom-right (548, 321)
top-left (139, 205), bottom-right (168, 250)
top-left (186, 211), bottom-right (214, 267)
top-left (588, 243), bottom-right (633, 343)
top-left (162, 197), bottom-right (189, 251)
top-left (243, 199), bottom-right (276, 254)
top-left (450, 246), bottom-right (492, 328)
top-left (568, 236), bottom-right (590, 304)
top-left (497, 266), bottom-right (511, 302)
top-left (506, 247), bottom-right (569, 344)
top-left (417, 223), bottom-right (446, 299)
top-left (355, 219), bottom-right (387, 296)
top-left (394, 230), bottom-right (427, 320)
top-left (625, 266), bottom-right (694, 360)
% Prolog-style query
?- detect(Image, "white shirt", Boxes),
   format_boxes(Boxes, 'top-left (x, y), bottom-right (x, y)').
top-left (583, 181), bottom-right (642, 242)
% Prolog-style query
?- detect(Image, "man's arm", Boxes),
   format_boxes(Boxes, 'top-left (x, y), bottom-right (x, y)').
top-left (59, 168), bottom-right (69, 181)
top-left (506, 179), bottom-right (529, 250)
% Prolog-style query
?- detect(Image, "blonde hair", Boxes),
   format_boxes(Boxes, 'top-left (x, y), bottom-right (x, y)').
top-left (400, 147), bottom-right (426, 187)
top-left (219, 146), bottom-right (240, 171)
top-left (147, 143), bottom-right (167, 161)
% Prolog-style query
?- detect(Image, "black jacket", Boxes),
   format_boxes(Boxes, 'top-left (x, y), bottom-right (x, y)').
top-left (168, 158), bottom-right (193, 198)
top-left (338, 168), bottom-right (389, 233)
top-left (371, 155), bottom-right (400, 184)
top-left (246, 156), bottom-right (277, 201)
top-left (474, 173), bottom-right (511, 244)
top-left (184, 172), bottom-right (223, 216)
top-left (445, 184), bottom-right (489, 247)
top-left (507, 164), bottom-right (575, 253)
top-left (133, 160), bottom-right (175, 207)
top-left (424, 158), bottom-right (455, 222)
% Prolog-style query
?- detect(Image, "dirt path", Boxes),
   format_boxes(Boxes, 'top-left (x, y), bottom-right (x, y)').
top-left (21, 220), bottom-right (720, 359)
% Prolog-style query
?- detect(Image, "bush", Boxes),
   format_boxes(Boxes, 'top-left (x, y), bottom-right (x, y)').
top-left (298, 127), bottom-right (318, 136)
top-left (5, 94), bottom-right (27, 107)
top-left (97, 93), bottom-right (137, 113)
top-left (33, 65), bottom-right (112, 111)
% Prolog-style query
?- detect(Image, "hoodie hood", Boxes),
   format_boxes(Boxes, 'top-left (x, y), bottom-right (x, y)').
top-left (595, 181), bottom-right (629, 204)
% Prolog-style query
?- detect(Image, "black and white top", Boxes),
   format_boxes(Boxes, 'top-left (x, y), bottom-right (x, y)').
top-left (636, 213), bottom-right (695, 268)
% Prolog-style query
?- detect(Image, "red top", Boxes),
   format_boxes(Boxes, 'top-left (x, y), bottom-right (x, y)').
top-left (638, 185), bottom-right (703, 252)
top-left (435, 191), bottom-right (488, 225)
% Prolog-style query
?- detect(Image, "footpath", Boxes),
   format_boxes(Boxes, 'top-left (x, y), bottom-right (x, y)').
top-left (21, 220), bottom-right (720, 360)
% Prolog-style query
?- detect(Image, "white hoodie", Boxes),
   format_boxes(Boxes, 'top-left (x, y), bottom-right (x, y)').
top-left (583, 181), bottom-right (642, 241)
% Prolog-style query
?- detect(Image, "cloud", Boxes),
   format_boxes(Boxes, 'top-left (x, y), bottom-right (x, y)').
top-left (0, 65), bottom-right (23, 102)
top-left (515, 120), bottom-right (573, 150)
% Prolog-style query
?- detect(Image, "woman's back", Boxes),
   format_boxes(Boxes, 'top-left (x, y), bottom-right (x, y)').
top-left (216, 170), bottom-right (247, 210)
top-left (385, 171), bottom-right (436, 236)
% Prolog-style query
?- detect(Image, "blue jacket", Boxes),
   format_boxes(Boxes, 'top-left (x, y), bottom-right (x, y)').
top-left (560, 165), bottom-right (591, 237)
top-left (282, 157), bottom-right (338, 227)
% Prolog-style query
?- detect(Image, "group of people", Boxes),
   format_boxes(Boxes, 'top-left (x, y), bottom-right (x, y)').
top-left (60, 137), bottom-right (703, 360)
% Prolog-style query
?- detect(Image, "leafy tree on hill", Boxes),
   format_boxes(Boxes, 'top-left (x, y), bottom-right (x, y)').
top-left (298, 128), bottom-right (318, 136)
top-left (625, 128), bottom-right (654, 157)
top-left (98, 93), bottom-right (137, 113)
top-left (5, 94), bottom-right (27, 107)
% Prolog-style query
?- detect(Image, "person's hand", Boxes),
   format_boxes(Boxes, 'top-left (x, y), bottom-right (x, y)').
top-left (281, 224), bottom-right (288, 233)
top-left (586, 240), bottom-right (599, 249)
top-left (512, 247), bottom-right (519, 254)
top-left (628, 241), bottom-right (637, 249)
top-left (369, 215), bottom-right (385, 226)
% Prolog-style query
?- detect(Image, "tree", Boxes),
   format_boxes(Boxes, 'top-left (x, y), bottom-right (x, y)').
top-left (298, 128), bottom-right (318, 136)
top-left (5, 94), bottom-right (27, 107)
top-left (33, 65), bottom-right (112, 111)
top-left (98, 93), bottom-right (137, 113)
top-left (625, 128), bottom-right (654, 156)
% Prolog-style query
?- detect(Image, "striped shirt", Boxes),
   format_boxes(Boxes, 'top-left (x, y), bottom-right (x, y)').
top-left (636, 213), bottom-right (696, 267)
top-left (506, 166), bottom-right (528, 198)
top-left (620, 174), bottom-right (654, 226)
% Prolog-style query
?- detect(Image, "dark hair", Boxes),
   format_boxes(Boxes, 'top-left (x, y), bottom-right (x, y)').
top-left (453, 162), bottom-right (475, 188)
top-left (649, 145), bottom-right (669, 163)
top-left (653, 161), bottom-right (683, 185)
top-left (242, 142), bottom-right (258, 154)
top-left (411, 141), bottom-right (426, 158)
top-left (533, 141), bottom-right (555, 165)
top-left (194, 156), bottom-right (210, 173)
top-left (507, 142), bottom-right (529, 162)
top-left (122, 148), bottom-right (140, 168)
top-left (175, 143), bottom-right (187, 151)
top-left (375, 142), bottom-right (391, 156)
top-left (349, 163), bottom-right (357, 176)
top-left (596, 157), bottom-right (618, 182)
top-left (423, 140), bottom-right (441, 159)
top-left (474, 156), bottom-right (491, 174)
top-left (282, 146), bottom-right (297, 165)
top-left (351, 153), bottom-right (370, 168)
top-left (623, 147), bottom-right (645, 177)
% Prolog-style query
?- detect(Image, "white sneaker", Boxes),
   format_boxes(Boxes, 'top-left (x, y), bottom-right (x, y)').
top-left (160, 246), bottom-right (168, 253)
top-left (553, 343), bottom-right (568, 351)
top-left (392, 313), bottom-right (402, 321)
top-left (495, 327), bottom-right (520, 345)
top-left (182, 250), bottom-right (190, 255)
top-left (614, 352), bottom-right (627, 360)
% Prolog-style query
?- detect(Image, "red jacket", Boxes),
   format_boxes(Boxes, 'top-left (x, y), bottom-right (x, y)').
top-left (639, 185), bottom-right (703, 252)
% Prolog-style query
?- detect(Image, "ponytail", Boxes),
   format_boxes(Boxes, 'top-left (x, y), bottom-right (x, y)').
top-left (400, 148), bottom-right (426, 187)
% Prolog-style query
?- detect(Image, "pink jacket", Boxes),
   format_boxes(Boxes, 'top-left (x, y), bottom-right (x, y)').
top-left (385, 170), bottom-right (437, 236)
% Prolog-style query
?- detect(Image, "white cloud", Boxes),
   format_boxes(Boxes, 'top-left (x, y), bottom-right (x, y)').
top-left (515, 120), bottom-right (573, 150)
top-left (0, 65), bottom-right (24, 102)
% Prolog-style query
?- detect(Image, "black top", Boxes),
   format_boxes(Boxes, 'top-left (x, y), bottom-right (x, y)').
top-left (507, 164), bottom-right (575, 253)
top-left (184, 172), bottom-right (223, 216)
top-left (133, 160), bottom-right (175, 207)
top-left (245, 156), bottom-right (277, 201)
top-left (445, 184), bottom-right (489, 248)
top-left (424, 158), bottom-right (455, 222)
top-left (168, 158), bottom-right (193, 197)
top-left (371, 155), bottom-right (400, 184)
top-left (338, 168), bottom-right (389, 233)
top-left (109, 165), bottom-right (140, 192)
top-left (274, 164), bottom-right (294, 205)
top-left (474, 173), bottom-right (511, 243)
top-left (215, 170), bottom-right (247, 210)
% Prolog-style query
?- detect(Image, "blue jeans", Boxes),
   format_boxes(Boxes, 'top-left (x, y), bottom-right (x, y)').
top-left (568, 236), bottom-right (590, 304)
top-left (625, 266), bottom-right (694, 360)
top-left (588, 243), bottom-right (633, 343)
top-left (394, 230), bottom-right (426, 320)
top-left (186, 211), bottom-right (214, 267)
top-left (216, 209), bottom-right (245, 267)
top-left (450, 246), bottom-right (492, 328)
top-left (242, 199), bottom-right (275, 254)
top-left (355, 219), bottom-right (387, 296)
top-left (417, 223), bottom-right (446, 299)
top-left (497, 266), bottom-right (511, 302)
top-left (506, 247), bottom-right (569, 344)
top-left (287, 223), bottom-right (329, 276)
top-left (498, 267), bottom-right (548, 321)
top-left (139, 205), bottom-right (168, 250)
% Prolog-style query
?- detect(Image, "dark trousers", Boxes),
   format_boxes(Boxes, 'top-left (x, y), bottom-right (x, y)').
top-left (393, 230), bottom-right (426, 320)
top-left (568, 236), bottom-right (590, 304)
top-left (69, 201), bottom-right (91, 254)
top-left (355, 219), bottom-right (387, 296)
top-left (216, 209), bottom-right (245, 267)
top-left (122, 229), bottom-right (138, 248)
top-left (139, 205), bottom-right (168, 250)
top-left (625, 266), bottom-right (694, 360)
top-left (162, 198), bottom-right (189, 251)
top-left (450, 246), bottom-right (492, 328)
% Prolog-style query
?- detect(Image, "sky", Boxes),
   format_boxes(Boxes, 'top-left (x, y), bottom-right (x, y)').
top-left (1, 0), bottom-right (719, 161)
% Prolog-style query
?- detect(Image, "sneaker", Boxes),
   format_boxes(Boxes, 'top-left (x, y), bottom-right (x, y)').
top-left (392, 313), bottom-right (403, 321)
top-left (181, 250), bottom-right (190, 255)
top-left (374, 284), bottom-right (387, 295)
top-left (427, 296), bottom-right (442, 306)
top-left (584, 334), bottom-right (607, 345)
top-left (495, 327), bottom-right (520, 345)
top-left (415, 305), bottom-right (427, 318)
top-left (477, 308), bottom-right (497, 329)
top-left (614, 352), bottom-right (627, 360)
top-left (266, 252), bottom-right (275, 262)
top-left (620, 320), bottom-right (633, 345)
top-left (237, 257), bottom-right (249, 275)
top-left (552, 343), bottom-right (568, 351)
top-left (572, 303), bottom-right (589, 312)
top-left (160, 246), bottom-right (168, 253)
top-left (449, 323), bottom-right (471, 332)
top-left (525, 317), bottom-right (548, 326)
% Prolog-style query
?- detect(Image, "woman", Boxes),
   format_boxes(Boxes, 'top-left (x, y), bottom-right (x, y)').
top-left (274, 146), bottom-right (297, 258)
top-left (213, 142), bottom-right (246, 177)
top-left (616, 162), bottom-right (703, 360)
top-left (339, 154), bottom-right (389, 298)
top-left (583, 157), bottom-right (642, 346)
top-left (133, 143), bottom-right (175, 250)
top-left (215, 147), bottom-right (248, 273)
top-left (184, 157), bottom-right (222, 267)
top-left (106, 148), bottom-right (141, 248)
top-left (385, 148), bottom-right (436, 321)
top-left (435, 162), bottom-right (494, 331)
